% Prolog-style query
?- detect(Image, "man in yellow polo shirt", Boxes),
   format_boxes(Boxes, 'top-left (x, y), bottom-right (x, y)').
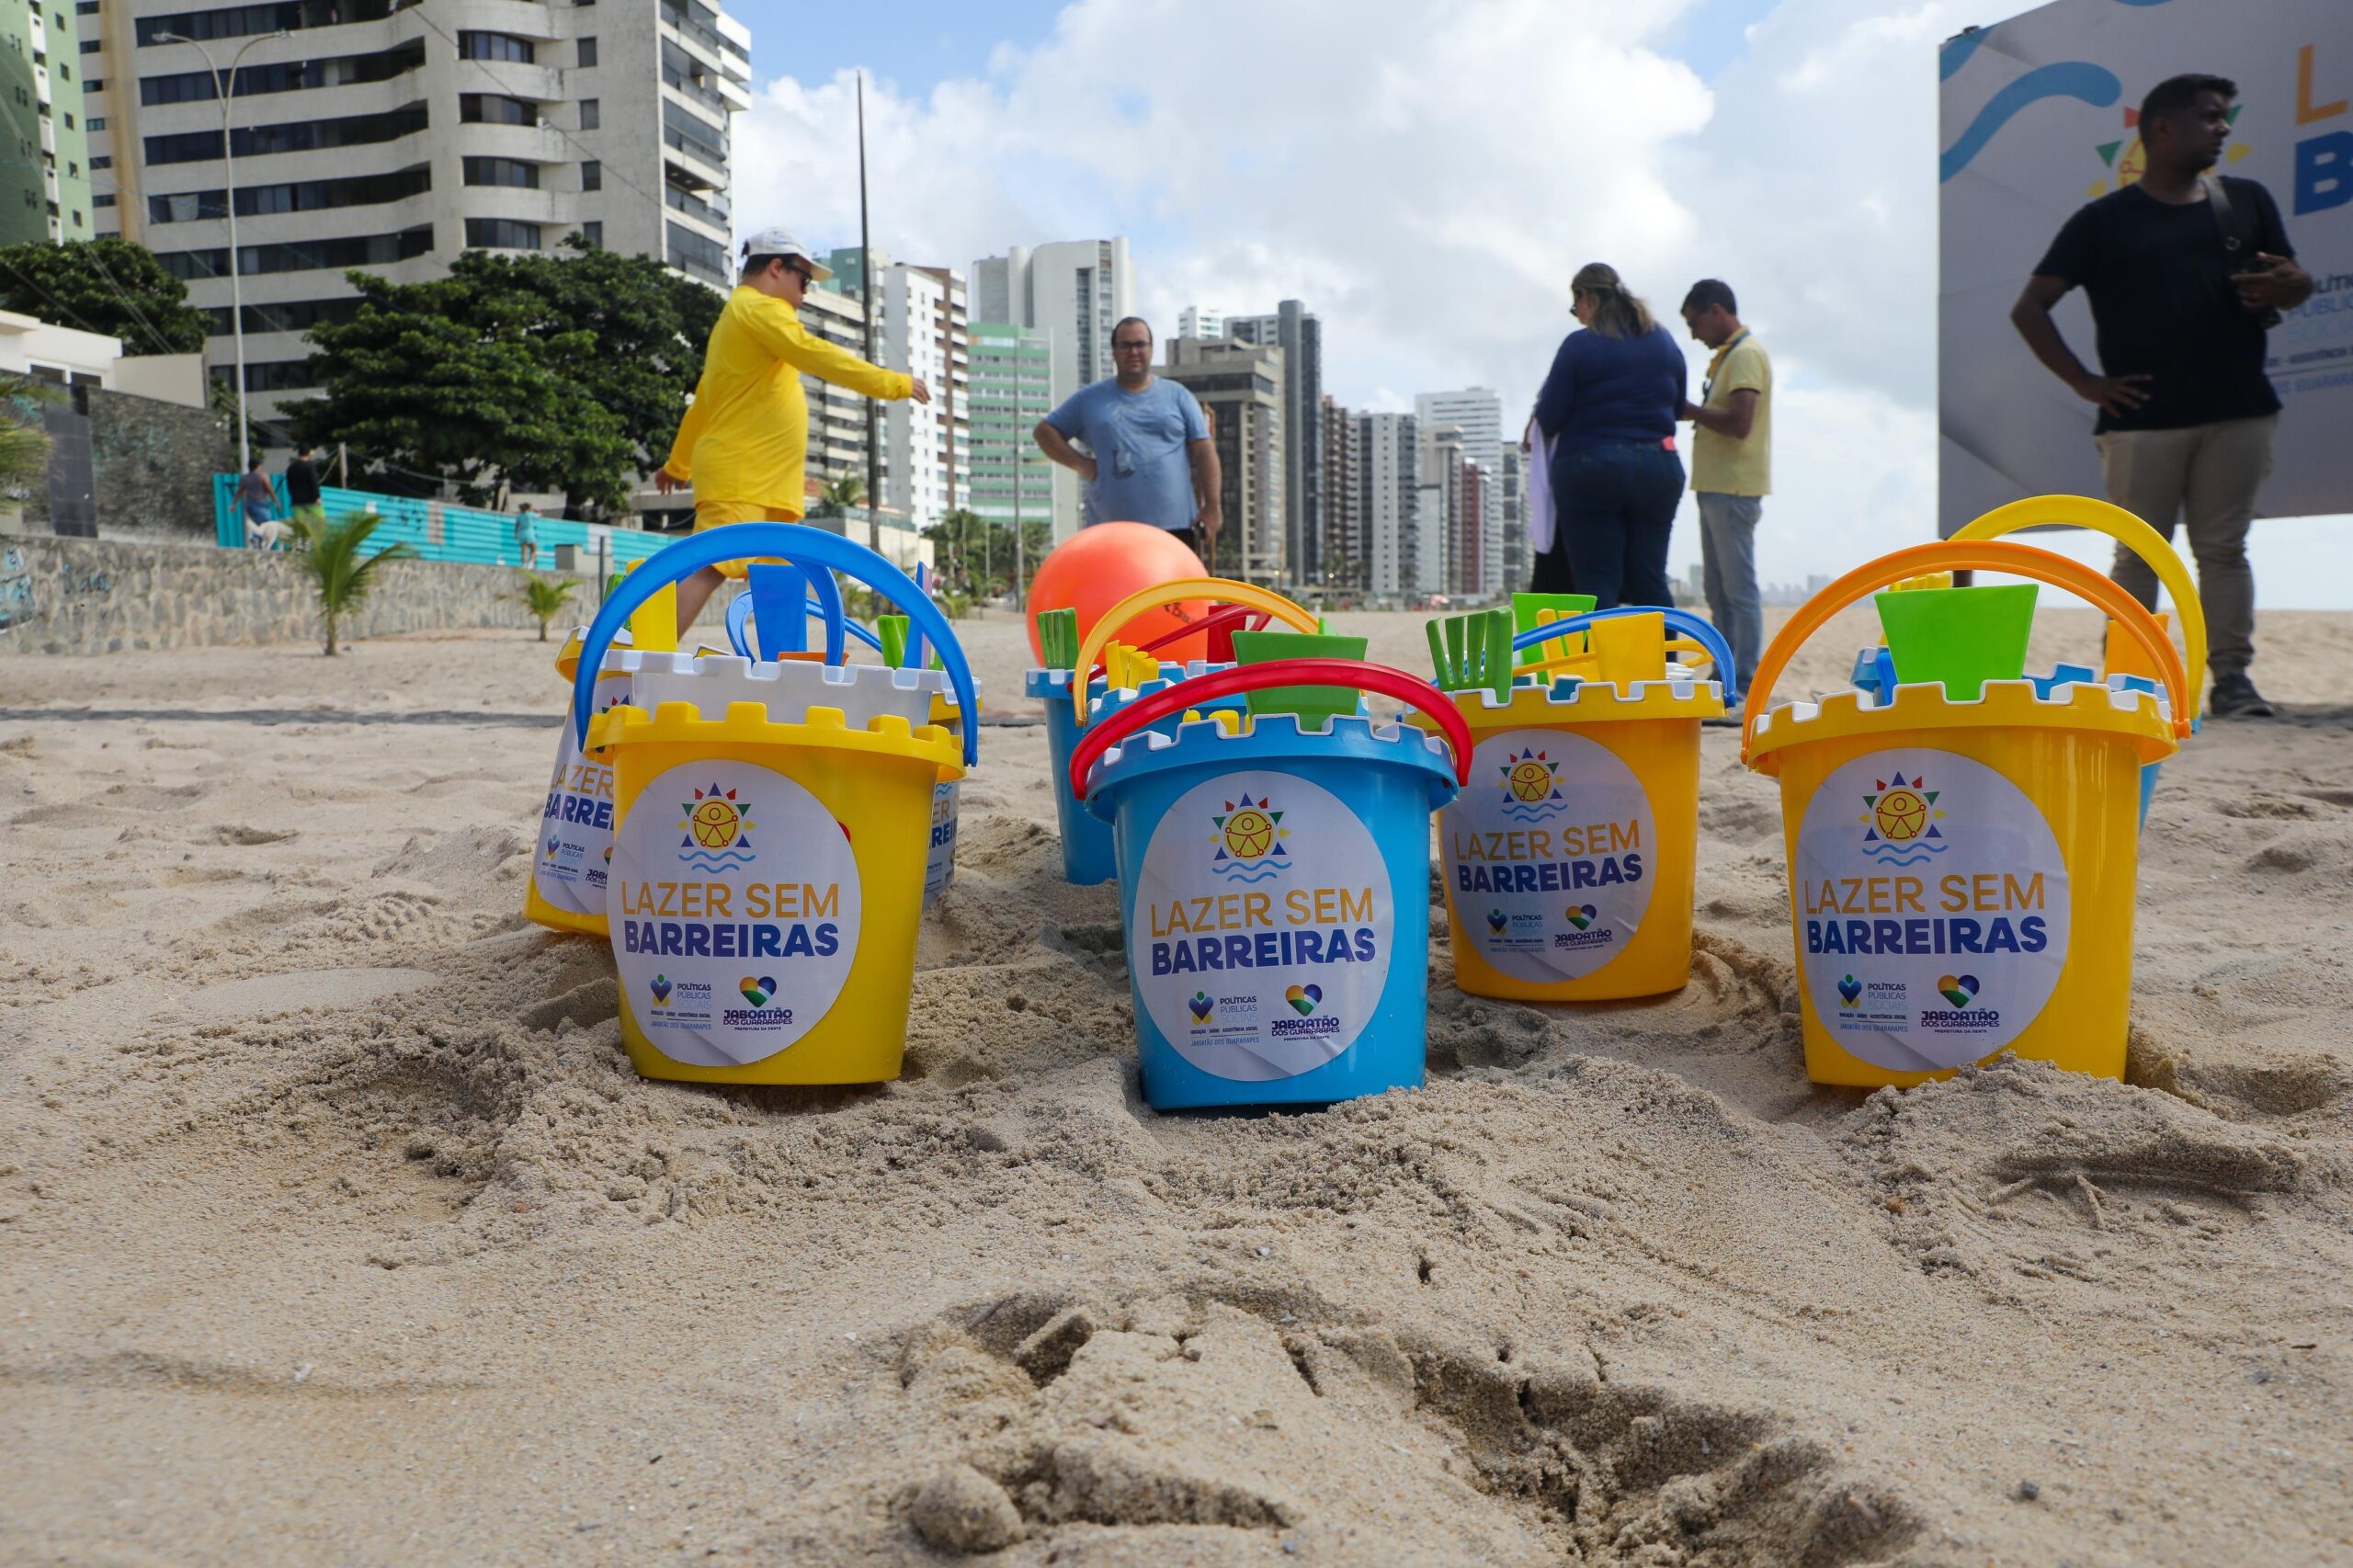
top-left (1677, 278), bottom-right (1771, 712)
top-left (654, 226), bottom-right (929, 635)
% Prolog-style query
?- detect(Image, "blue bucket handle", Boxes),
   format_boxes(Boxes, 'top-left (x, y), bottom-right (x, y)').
top-left (1509, 605), bottom-right (1736, 694)
top-left (723, 574), bottom-right (882, 660)
top-left (571, 524), bottom-right (979, 766)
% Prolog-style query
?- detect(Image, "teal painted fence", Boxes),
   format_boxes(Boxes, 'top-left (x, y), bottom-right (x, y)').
top-left (213, 476), bottom-right (674, 574)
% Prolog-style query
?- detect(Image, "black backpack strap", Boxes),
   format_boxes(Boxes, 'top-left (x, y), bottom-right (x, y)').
top-left (2203, 176), bottom-right (2246, 256)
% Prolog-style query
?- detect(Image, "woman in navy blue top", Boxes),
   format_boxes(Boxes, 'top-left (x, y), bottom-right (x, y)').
top-left (1531, 263), bottom-right (1688, 608)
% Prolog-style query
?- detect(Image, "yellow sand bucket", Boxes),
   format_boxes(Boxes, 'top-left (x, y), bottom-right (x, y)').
top-left (1424, 608), bottom-right (1731, 1002)
top-left (524, 626), bottom-right (631, 937)
top-left (1743, 541), bottom-right (2188, 1087)
top-left (572, 525), bottom-right (978, 1085)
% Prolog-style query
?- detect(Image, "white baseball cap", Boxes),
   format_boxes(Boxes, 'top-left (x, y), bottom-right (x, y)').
top-left (739, 226), bottom-right (832, 281)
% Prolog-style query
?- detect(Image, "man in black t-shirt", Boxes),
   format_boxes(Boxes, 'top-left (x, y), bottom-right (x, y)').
top-left (2011, 73), bottom-right (2313, 719)
top-left (283, 446), bottom-right (325, 533)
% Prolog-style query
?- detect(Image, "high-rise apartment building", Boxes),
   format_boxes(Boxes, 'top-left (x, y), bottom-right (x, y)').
top-left (1317, 392), bottom-right (1362, 590)
top-left (1176, 305), bottom-right (1222, 340)
top-left (85, 1), bottom-right (750, 422)
top-left (967, 236), bottom-right (1134, 540)
top-left (964, 320), bottom-right (1051, 556)
top-left (1226, 301), bottom-right (1319, 587)
top-left (3, 4), bottom-right (93, 246)
top-left (1358, 410), bottom-right (1417, 600)
top-left (1416, 388), bottom-right (1503, 597)
top-left (1163, 334), bottom-right (1281, 583)
top-left (798, 280), bottom-right (870, 494)
top-left (1497, 440), bottom-right (1525, 592)
top-left (877, 261), bottom-right (967, 530)
top-left (1418, 421), bottom-right (1463, 598)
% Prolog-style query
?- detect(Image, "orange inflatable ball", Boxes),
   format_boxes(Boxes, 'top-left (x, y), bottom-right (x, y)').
top-left (1026, 521), bottom-right (1211, 665)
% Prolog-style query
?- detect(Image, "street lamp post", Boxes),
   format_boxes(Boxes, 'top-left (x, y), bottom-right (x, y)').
top-left (156, 28), bottom-right (288, 478)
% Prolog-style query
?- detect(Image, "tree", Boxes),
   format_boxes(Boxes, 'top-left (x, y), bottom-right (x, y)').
top-left (0, 239), bottom-right (210, 355)
top-left (504, 573), bottom-right (580, 642)
top-left (0, 376), bottom-right (56, 501)
top-left (924, 507), bottom-right (986, 593)
top-left (808, 472), bottom-right (866, 519)
top-left (290, 509), bottom-right (416, 655)
top-left (283, 238), bottom-right (714, 516)
top-left (282, 270), bottom-right (633, 513)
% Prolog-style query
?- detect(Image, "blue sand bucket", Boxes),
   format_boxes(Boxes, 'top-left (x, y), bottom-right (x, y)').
top-left (1074, 660), bottom-right (1472, 1111)
top-left (1030, 662), bottom-right (1237, 886)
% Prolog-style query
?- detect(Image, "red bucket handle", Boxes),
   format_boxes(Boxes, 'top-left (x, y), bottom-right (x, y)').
top-left (1067, 658), bottom-right (1474, 801)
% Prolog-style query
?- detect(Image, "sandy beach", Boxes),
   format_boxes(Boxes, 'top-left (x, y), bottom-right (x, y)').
top-left (2, 607), bottom-right (2349, 1566)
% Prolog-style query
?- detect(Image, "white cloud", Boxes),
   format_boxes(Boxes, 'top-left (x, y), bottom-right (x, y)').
top-left (738, 0), bottom-right (2353, 608)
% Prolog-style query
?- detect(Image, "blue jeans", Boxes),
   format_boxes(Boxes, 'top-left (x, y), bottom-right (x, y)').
top-left (1697, 492), bottom-right (1762, 699)
top-left (1554, 439), bottom-right (1683, 609)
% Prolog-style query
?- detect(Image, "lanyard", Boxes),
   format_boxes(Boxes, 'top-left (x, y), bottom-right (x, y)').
top-left (1701, 329), bottom-right (1749, 407)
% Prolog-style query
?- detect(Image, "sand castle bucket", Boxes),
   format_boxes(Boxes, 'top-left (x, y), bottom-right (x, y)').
top-left (1429, 608), bottom-right (1733, 1002)
top-left (525, 626), bottom-right (634, 937)
top-left (1743, 540), bottom-right (2188, 1088)
top-left (571, 526), bottom-right (977, 1085)
top-left (1033, 578), bottom-right (1321, 885)
top-left (1072, 660), bottom-right (1471, 1111)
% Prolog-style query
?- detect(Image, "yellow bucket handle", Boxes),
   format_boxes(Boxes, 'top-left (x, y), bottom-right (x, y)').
top-left (1740, 539), bottom-right (2191, 765)
top-left (1071, 577), bottom-right (1319, 722)
top-left (1523, 635), bottom-right (1714, 679)
top-left (1949, 494), bottom-right (2206, 720)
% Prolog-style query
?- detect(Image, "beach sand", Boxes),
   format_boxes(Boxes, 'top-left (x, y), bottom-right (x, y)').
top-left (2, 608), bottom-right (2348, 1565)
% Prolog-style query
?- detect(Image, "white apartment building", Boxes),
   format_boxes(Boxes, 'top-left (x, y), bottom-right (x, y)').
top-left (968, 236), bottom-right (1134, 540)
top-left (1176, 305), bottom-right (1223, 340)
top-left (878, 261), bottom-right (968, 531)
top-left (1358, 410), bottom-right (1417, 600)
top-left (1416, 388), bottom-right (1503, 597)
top-left (798, 279), bottom-right (869, 492)
top-left (85, 0), bottom-right (751, 426)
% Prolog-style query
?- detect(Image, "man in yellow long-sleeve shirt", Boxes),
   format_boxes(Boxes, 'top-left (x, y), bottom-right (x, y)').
top-left (655, 226), bottom-right (929, 634)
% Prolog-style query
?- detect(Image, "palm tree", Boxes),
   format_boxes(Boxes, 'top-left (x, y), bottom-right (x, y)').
top-left (290, 510), bottom-right (417, 655)
top-left (808, 472), bottom-right (866, 519)
top-left (504, 573), bottom-right (580, 642)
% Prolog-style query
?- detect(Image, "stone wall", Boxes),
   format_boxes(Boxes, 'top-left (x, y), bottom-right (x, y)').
top-left (0, 532), bottom-right (552, 655)
top-left (22, 387), bottom-right (235, 541)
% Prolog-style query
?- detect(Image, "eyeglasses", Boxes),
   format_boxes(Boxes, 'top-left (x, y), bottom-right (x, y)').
top-left (1113, 338), bottom-right (1152, 352)
top-left (783, 263), bottom-right (813, 285)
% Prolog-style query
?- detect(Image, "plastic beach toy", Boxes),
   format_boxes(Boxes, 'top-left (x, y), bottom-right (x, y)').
top-left (571, 525), bottom-right (976, 1085)
top-left (1073, 659), bottom-right (1470, 1111)
top-left (1031, 578), bottom-right (1320, 885)
top-left (1743, 540), bottom-right (2187, 1088)
top-left (525, 625), bottom-right (636, 937)
top-left (1427, 607), bottom-right (1732, 1003)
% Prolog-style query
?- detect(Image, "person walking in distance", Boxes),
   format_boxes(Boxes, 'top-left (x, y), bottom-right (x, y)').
top-left (2010, 72), bottom-right (2312, 718)
top-left (237, 456), bottom-right (278, 547)
top-left (656, 226), bottom-right (928, 637)
top-left (514, 502), bottom-right (540, 570)
top-left (1677, 279), bottom-right (1770, 710)
top-left (1033, 317), bottom-right (1222, 560)
top-left (284, 445), bottom-right (325, 534)
top-left (1531, 263), bottom-right (1687, 608)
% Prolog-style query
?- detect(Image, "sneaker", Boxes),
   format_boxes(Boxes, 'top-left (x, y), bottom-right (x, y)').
top-left (2207, 673), bottom-right (2276, 719)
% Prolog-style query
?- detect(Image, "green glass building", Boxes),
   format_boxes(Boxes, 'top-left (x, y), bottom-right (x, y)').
top-left (966, 320), bottom-right (1052, 533)
top-left (0, 3), bottom-right (92, 247)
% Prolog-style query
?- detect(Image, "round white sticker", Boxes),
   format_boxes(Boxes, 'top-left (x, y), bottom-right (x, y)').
top-left (609, 759), bottom-right (861, 1065)
top-left (1440, 729), bottom-right (1656, 982)
top-left (531, 669), bottom-right (631, 917)
top-left (1793, 748), bottom-right (2069, 1071)
top-left (1130, 769), bottom-right (1394, 1081)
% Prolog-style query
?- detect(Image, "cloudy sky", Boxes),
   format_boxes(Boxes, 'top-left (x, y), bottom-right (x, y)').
top-left (724, 0), bottom-right (2351, 608)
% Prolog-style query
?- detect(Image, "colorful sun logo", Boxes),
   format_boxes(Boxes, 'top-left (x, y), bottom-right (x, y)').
top-left (677, 784), bottom-right (756, 869)
top-left (1860, 772), bottom-right (1947, 865)
top-left (1497, 746), bottom-right (1566, 821)
top-left (1209, 794), bottom-right (1289, 881)
top-left (2086, 100), bottom-right (2250, 198)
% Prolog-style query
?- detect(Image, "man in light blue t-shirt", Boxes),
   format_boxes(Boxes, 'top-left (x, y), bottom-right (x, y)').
top-left (1034, 317), bottom-right (1222, 554)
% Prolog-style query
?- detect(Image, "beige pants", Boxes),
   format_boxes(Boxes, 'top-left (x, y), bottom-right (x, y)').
top-left (2096, 414), bottom-right (2275, 678)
